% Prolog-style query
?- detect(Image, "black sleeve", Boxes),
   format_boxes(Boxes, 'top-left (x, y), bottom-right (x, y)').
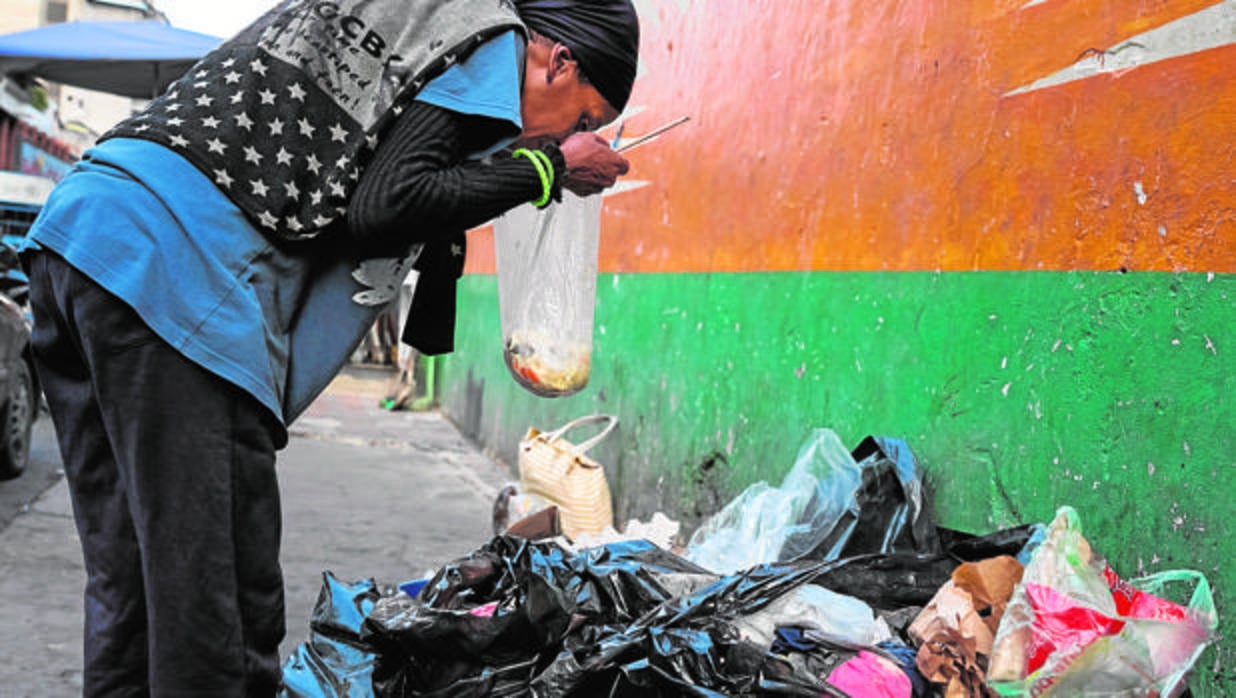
top-left (346, 101), bottom-right (565, 249)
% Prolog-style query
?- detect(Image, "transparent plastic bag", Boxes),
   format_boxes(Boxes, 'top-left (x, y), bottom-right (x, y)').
top-left (988, 507), bottom-right (1218, 697)
top-left (494, 193), bottom-right (602, 397)
top-left (732, 583), bottom-right (893, 651)
top-left (683, 428), bottom-right (860, 574)
top-left (683, 430), bottom-right (936, 575)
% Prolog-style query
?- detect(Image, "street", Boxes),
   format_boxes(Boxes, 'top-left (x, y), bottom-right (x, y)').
top-left (0, 367), bottom-right (516, 697)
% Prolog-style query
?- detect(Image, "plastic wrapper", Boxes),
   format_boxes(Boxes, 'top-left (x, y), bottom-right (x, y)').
top-left (685, 430), bottom-right (939, 574)
top-left (494, 194), bottom-right (602, 398)
top-left (731, 583), bottom-right (893, 651)
top-left (987, 507), bottom-right (1218, 697)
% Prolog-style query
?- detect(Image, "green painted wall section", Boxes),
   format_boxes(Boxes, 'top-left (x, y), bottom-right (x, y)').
top-left (439, 269), bottom-right (1234, 692)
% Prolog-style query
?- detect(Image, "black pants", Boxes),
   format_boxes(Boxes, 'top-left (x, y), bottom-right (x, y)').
top-left (26, 250), bottom-right (286, 697)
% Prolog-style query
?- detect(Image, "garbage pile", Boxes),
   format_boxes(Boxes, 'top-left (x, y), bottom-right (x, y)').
top-left (280, 429), bottom-right (1218, 697)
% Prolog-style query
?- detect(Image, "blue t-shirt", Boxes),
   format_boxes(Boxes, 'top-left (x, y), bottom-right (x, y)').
top-left (27, 31), bottom-right (524, 424)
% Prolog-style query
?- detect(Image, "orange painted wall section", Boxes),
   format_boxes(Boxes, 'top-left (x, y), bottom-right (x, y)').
top-left (465, 0), bottom-right (1236, 275)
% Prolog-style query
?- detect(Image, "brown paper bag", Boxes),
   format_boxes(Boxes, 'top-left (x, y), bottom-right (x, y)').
top-left (518, 415), bottom-right (617, 540)
top-left (911, 555), bottom-right (1025, 697)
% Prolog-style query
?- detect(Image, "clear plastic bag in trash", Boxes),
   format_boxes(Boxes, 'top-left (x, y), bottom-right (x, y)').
top-left (494, 194), bottom-right (602, 398)
top-left (684, 429), bottom-right (938, 575)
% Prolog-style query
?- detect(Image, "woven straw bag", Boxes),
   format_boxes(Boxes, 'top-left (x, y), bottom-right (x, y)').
top-left (518, 415), bottom-right (618, 540)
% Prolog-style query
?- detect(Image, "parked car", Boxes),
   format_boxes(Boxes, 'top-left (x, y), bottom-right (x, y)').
top-left (0, 172), bottom-right (51, 479)
top-left (0, 284), bottom-right (35, 479)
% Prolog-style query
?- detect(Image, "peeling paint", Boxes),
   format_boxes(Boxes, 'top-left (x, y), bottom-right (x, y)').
top-left (1006, 1), bottom-right (1236, 96)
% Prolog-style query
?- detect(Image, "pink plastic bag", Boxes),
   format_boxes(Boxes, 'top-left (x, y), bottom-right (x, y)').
top-left (828, 651), bottom-right (912, 698)
top-left (988, 507), bottom-right (1217, 697)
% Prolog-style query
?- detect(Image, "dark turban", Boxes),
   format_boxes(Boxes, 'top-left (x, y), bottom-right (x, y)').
top-left (515, 0), bottom-right (640, 113)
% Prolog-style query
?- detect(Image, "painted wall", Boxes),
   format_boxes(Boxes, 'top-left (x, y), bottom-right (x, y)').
top-left (438, 0), bottom-right (1235, 690)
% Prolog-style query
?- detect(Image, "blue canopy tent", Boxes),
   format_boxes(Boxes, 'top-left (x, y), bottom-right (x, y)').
top-left (0, 20), bottom-right (221, 99)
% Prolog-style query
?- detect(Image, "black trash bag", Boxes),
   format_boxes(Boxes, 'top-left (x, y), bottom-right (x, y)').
top-left (361, 536), bottom-right (720, 696)
top-left (280, 573), bottom-right (388, 698)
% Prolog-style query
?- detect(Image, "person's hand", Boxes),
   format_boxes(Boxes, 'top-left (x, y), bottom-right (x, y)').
top-left (558, 132), bottom-right (630, 197)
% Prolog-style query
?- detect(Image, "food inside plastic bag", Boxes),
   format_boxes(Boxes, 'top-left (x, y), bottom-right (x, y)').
top-left (494, 194), bottom-right (602, 398)
top-left (987, 507), bottom-right (1217, 697)
top-left (504, 331), bottom-right (592, 395)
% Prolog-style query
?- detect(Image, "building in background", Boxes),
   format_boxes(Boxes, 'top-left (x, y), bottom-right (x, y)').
top-left (0, 0), bottom-right (167, 174)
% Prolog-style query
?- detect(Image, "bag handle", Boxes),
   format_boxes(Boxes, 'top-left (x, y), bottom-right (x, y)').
top-left (542, 414), bottom-right (619, 456)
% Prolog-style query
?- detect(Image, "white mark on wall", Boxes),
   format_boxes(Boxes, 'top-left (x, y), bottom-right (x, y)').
top-left (1148, 461), bottom-right (1156, 476)
top-left (1021, 0), bottom-right (1047, 7)
top-left (1204, 335), bottom-right (1217, 354)
top-left (1002, 382), bottom-right (1012, 396)
top-left (1006, 0), bottom-right (1236, 96)
top-left (1135, 181), bottom-right (1148, 205)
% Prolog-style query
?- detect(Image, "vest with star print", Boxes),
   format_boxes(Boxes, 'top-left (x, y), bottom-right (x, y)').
top-left (102, 0), bottom-right (525, 241)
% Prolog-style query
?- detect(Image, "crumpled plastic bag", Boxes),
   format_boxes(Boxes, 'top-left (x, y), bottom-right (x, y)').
top-left (987, 507), bottom-right (1218, 697)
top-left (280, 574), bottom-right (385, 698)
top-left (732, 583), bottom-right (893, 651)
top-left (685, 430), bottom-right (939, 575)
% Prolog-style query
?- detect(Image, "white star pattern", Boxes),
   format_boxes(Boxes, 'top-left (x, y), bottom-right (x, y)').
top-left (119, 46), bottom-right (370, 240)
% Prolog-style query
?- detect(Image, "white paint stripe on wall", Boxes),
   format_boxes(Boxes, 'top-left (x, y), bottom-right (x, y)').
top-left (1006, 0), bottom-right (1236, 96)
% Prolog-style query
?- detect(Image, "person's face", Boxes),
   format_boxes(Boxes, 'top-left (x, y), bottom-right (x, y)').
top-left (519, 42), bottom-right (620, 146)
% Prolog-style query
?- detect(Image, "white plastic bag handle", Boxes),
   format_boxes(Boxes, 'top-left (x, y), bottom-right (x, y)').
top-left (542, 414), bottom-right (619, 457)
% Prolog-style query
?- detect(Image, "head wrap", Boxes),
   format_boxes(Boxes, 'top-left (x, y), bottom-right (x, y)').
top-left (514, 0), bottom-right (640, 113)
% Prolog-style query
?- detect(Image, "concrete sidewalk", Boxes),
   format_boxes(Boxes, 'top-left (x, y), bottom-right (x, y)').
top-left (0, 366), bottom-right (517, 697)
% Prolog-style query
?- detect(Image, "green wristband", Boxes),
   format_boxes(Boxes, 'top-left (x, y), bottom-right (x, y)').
top-left (512, 148), bottom-right (552, 208)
